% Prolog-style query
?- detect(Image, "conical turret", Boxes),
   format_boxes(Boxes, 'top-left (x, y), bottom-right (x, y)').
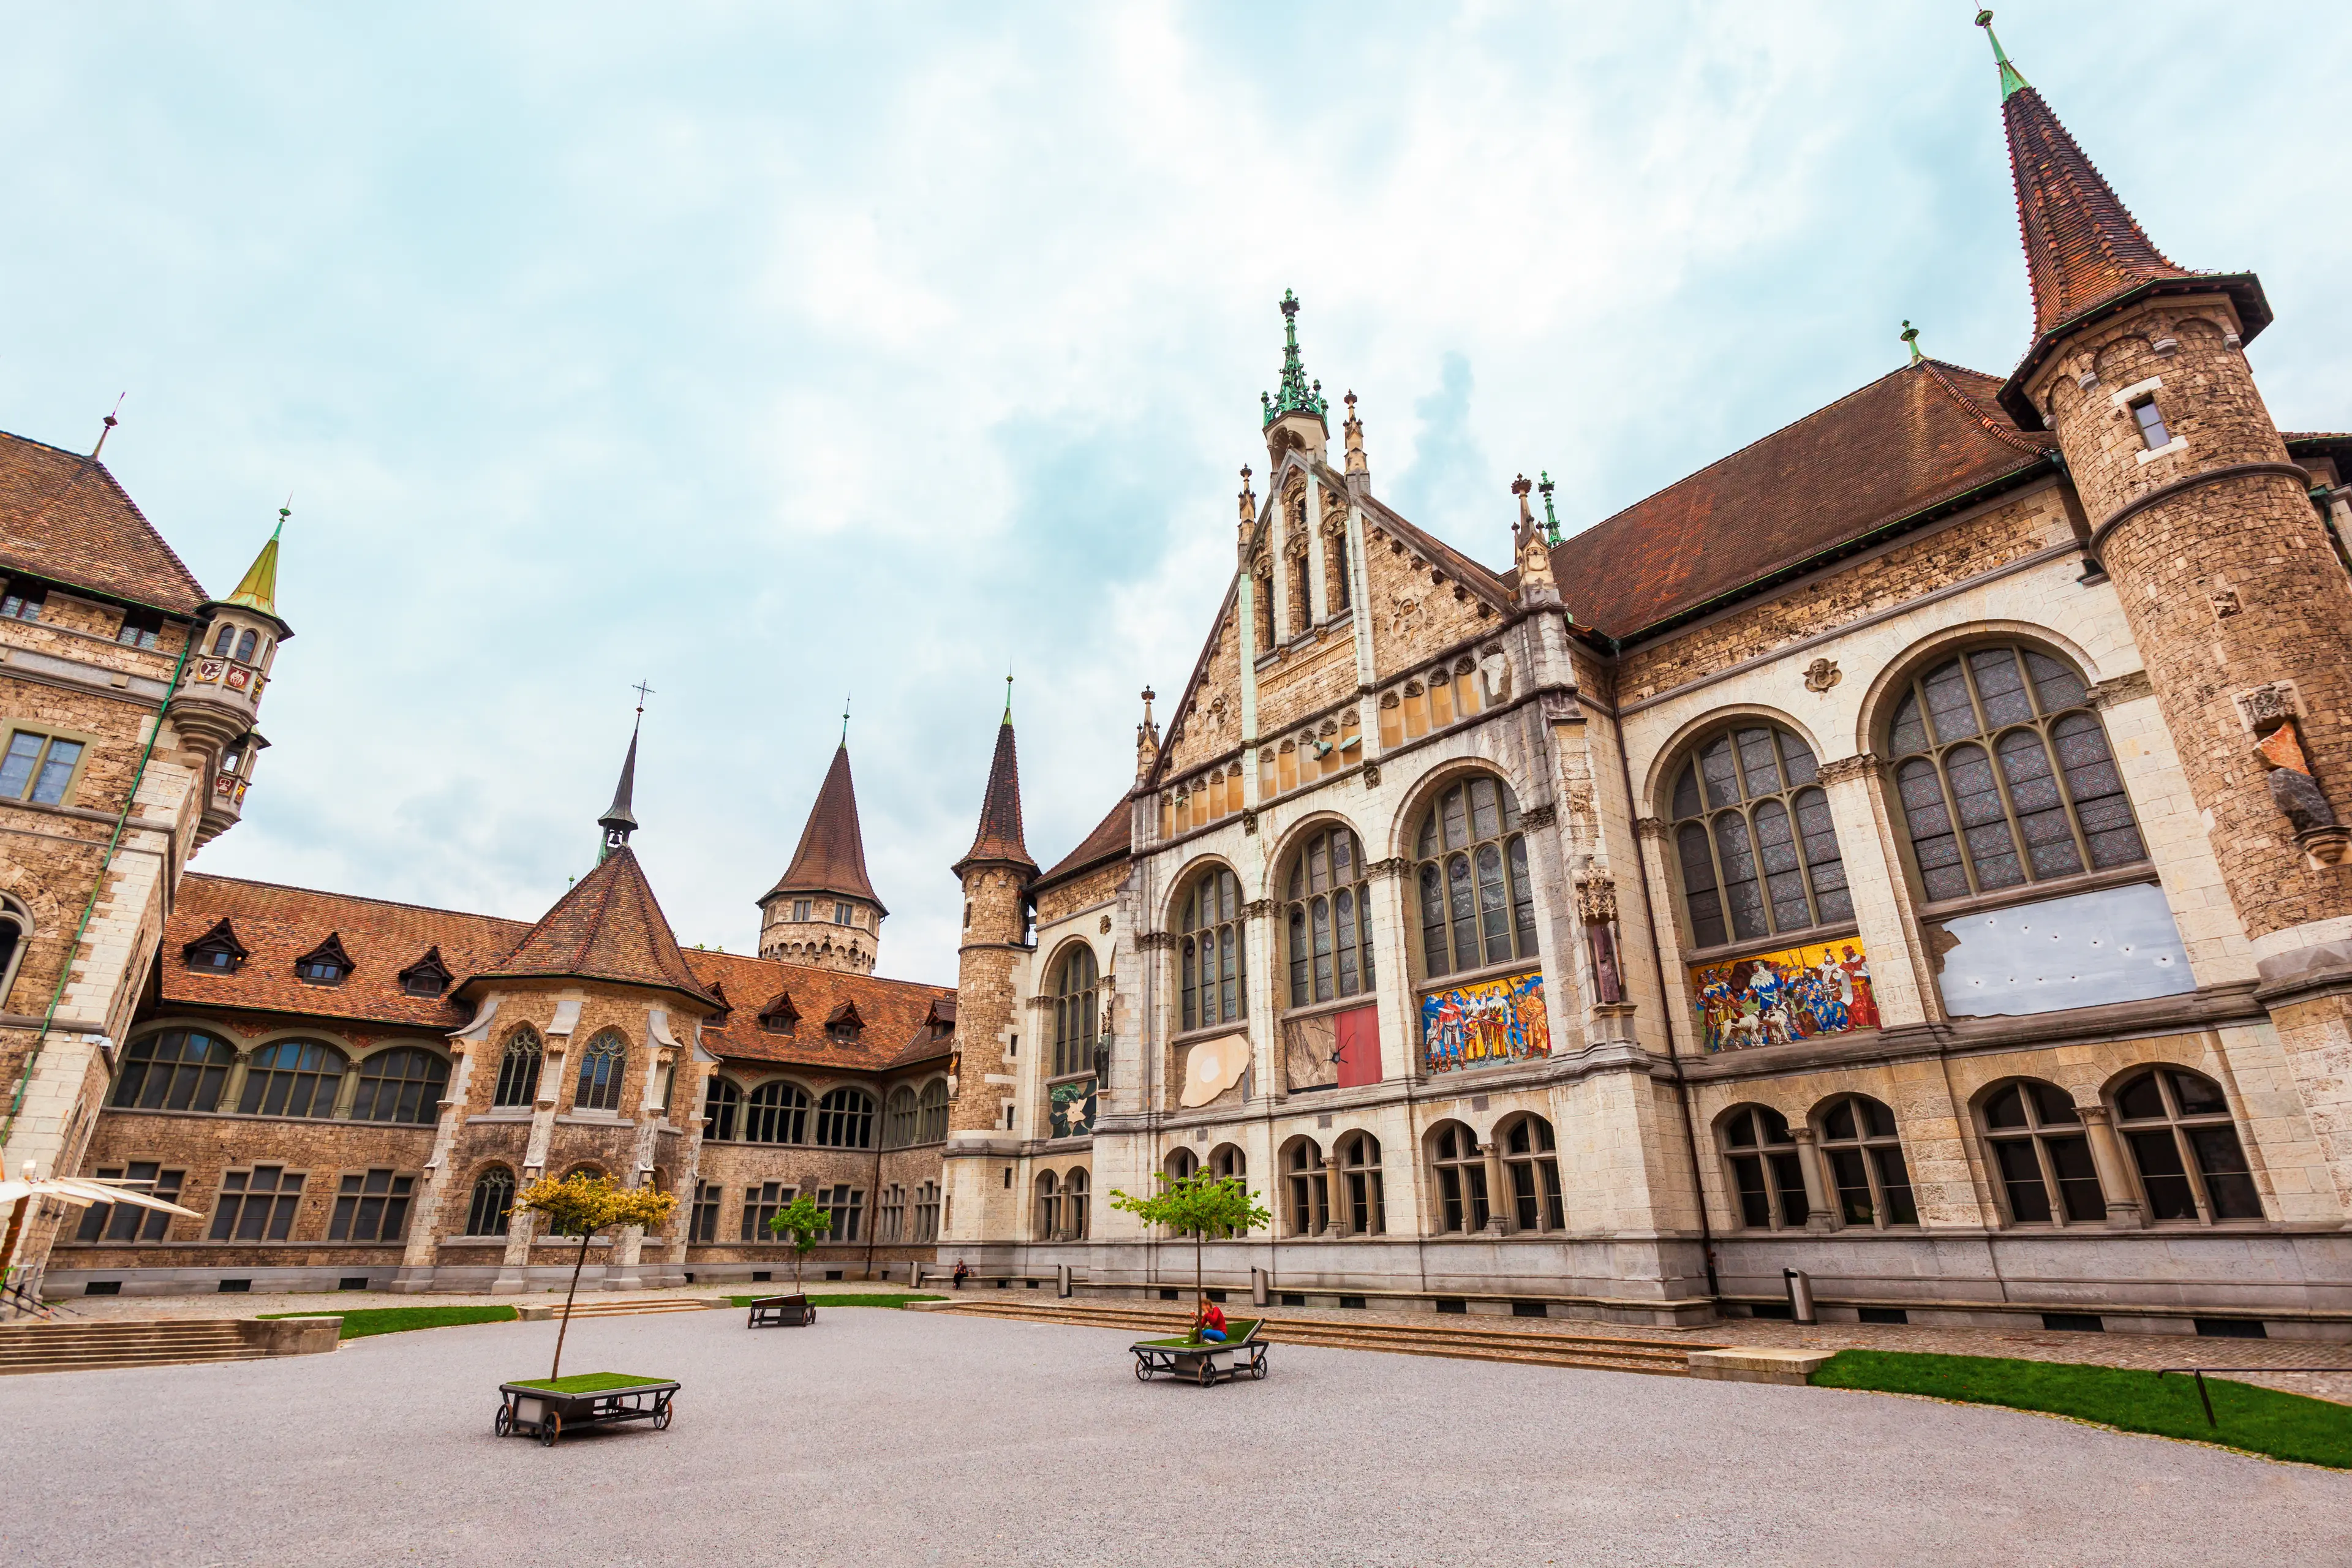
top-left (758, 737), bottom-right (887, 973)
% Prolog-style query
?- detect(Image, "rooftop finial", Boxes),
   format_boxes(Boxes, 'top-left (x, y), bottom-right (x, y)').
top-left (1003, 671), bottom-right (1014, 724)
top-left (1262, 289), bottom-right (1330, 430)
top-left (1901, 319), bottom-right (1924, 364)
top-left (841, 693), bottom-right (851, 747)
top-left (598, 694), bottom-right (647, 859)
top-left (89, 393), bottom-right (125, 461)
top-left (1537, 471), bottom-right (1562, 547)
top-left (1342, 390), bottom-right (1368, 478)
top-left (1510, 474), bottom-right (1536, 551)
top-left (1975, 9), bottom-right (2030, 101)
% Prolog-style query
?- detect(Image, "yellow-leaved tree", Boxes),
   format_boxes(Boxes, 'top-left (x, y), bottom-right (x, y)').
top-left (515, 1171), bottom-right (678, 1379)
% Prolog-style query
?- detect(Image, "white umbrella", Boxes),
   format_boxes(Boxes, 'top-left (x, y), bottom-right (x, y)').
top-left (0, 1176), bottom-right (200, 1218)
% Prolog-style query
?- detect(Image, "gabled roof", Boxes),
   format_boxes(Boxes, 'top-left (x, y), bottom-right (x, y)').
top-left (0, 430), bottom-right (210, 614)
top-left (461, 845), bottom-right (718, 1009)
top-left (1540, 360), bottom-right (2054, 643)
top-left (683, 948), bottom-right (954, 1073)
top-left (1036, 796), bottom-right (1133, 891)
top-left (956, 719), bottom-right (1035, 874)
top-left (764, 744), bottom-right (883, 911)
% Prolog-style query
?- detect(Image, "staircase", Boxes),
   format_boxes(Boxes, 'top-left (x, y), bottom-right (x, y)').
top-left (932, 1299), bottom-right (1717, 1376)
top-left (538, 1295), bottom-right (715, 1322)
top-left (0, 1318), bottom-right (272, 1376)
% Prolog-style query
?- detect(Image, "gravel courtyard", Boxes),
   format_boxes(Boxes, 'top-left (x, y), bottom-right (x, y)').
top-left (6, 1306), bottom-right (2346, 1567)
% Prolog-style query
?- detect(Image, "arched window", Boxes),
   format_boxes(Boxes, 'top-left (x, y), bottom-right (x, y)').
top-left (1501, 1115), bottom-right (1564, 1232)
top-left (814, 1087), bottom-right (874, 1148)
top-left (1052, 945), bottom-right (1099, 1077)
top-left (883, 1086), bottom-right (918, 1148)
top-left (916, 1079), bottom-right (948, 1143)
top-left (703, 1076), bottom-right (742, 1141)
top-left (1036, 1170), bottom-right (1061, 1239)
top-left (234, 628), bottom-right (258, 663)
top-left (350, 1048), bottom-right (449, 1125)
top-left (1887, 645), bottom-right (2147, 903)
top-left (112, 1030), bottom-right (234, 1112)
top-left (236, 1039), bottom-right (345, 1118)
top-left (1166, 1146), bottom-right (1198, 1182)
top-left (1980, 1079), bottom-right (2105, 1226)
top-left (210, 622), bottom-right (235, 657)
top-left (573, 1031), bottom-right (626, 1113)
top-left (2113, 1068), bottom-right (2262, 1222)
top-left (1325, 522), bottom-right (1351, 614)
top-left (1720, 1106), bottom-right (1809, 1230)
top-left (493, 1030), bottom-right (542, 1108)
top-left (1210, 1144), bottom-right (1246, 1183)
top-left (913, 1180), bottom-right (941, 1242)
top-left (1065, 1169), bottom-right (1089, 1239)
top-left (1253, 561), bottom-right (1275, 654)
top-left (0, 895), bottom-right (28, 1009)
top-left (1338, 1131), bottom-right (1384, 1235)
top-left (1282, 1139), bottom-right (1326, 1237)
top-left (465, 1167), bottom-right (514, 1236)
top-left (1178, 867), bottom-right (1246, 1032)
top-left (1284, 824), bottom-right (1374, 1007)
top-left (1429, 1122), bottom-right (1488, 1232)
top-left (1669, 722), bottom-right (1851, 949)
top-left (1412, 775), bottom-right (1536, 979)
top-left (1815, 1095), bottom-right (1917, 1227)
top-left (744, 1080), bottom-right (809, 1144)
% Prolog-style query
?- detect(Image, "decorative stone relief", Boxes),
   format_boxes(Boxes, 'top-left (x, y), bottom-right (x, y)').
top-left (1803, 657), bottom-right (1841, 692)
top-left (2087, 669), bottom-right (2156, 710)
top-left (1362, 764), bottom-right (1381, 787)
top-left (1099, 914), bottom-right (1112, 935)
top-left (1477, 646), bottom-right (1512, 703)
top-left (2232, 679), bottom-right (2304, 733)
top-left (1520, 802), bottom-right (1558, 831)
top-left (1574, 875), bottom-right (1617, 925)
top-left (1241, 809), bottom-right (1258, 835)
top-left (1814, 754), bottom-right (1880, 786)
top-left (1633, 816), bottom-right (1667, 841)
top-left (1387, 590), bottom-right (1423, 638)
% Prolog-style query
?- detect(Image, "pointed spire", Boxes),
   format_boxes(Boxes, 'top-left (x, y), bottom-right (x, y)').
top-left (764, 737), bottom-right (884, 911)
top-left (1342, 391), bottom-right (1368, 478)
top-left (598, 709), bottom-right (641, 859)
top-left (1136, 686), bottom-right (1161, 784)
top-left (1510, 473), bottom-right (1537, 552)
top-left (1901, 320), bottom-right (1923, 364)
top-left (224, 503), bottom-right (286, 617)
top-left (1537, 472), bottom-right (1562, 548)
top-left (1261, 290), bottom-right (1330, 430)
top-left (957, 702), bottom-right (1035, 876)
top-left (1974, 9), bottom-right (2029, 102)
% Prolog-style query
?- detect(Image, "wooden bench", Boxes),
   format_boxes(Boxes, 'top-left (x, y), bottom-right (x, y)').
top-left (1131, 1318), bottom-right (1267, 1386)
top-left (745, 1294), bottom-right (816, 1328)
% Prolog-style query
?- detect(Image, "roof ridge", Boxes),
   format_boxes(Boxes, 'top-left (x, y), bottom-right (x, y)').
top-left (1916, 359), bottom-right (2050, 456)
top-left (0, 434), bottom-right (210, 605)
top-left (181, 872), bottom-right (538, 928)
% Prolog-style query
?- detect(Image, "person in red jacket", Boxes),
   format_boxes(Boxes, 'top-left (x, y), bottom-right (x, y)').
top-left (1194, 1295), bottom-right (1227, 1343)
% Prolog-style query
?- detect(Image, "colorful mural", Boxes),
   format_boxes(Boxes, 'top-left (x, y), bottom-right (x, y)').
top-left (1691, 938), bottom-right (1877, 1054)
top-left (1283, 1005), bottom-right (1381, 1092)
top-left (1049, 1077), bottom-right (1096, 1138)
top-left (1419, 971), bottom-right (1547, 1076)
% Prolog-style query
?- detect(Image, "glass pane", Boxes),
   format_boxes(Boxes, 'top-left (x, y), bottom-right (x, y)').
top-left (2187, 1126), bottom-right (2263, 1219)
top-left (2168, 1069), bottom-right (2228, 1116)
top-left (1996, 730), bottom-right (2086, 879)
top-left (1922, 660), bottom-right (1979, 743)
top-left (2030, 1083), bottom-right (2081, 1125)
top-left (1860, 1097), bottom-right (1896, 1139)
top-left (1872, 1145), bottom-right (1918, 1225)
top-left (31, 740), bottom-right (81, 804)
top-left (0, 733), bottom-right (40, 799)
top-left (1469, 778), bottom-right (1501, 840)
top-left (1777, 729), bottom-right (1820, 786)
top-left (1792, 789), bottom-right (1850, 922)
top-left (1677, 824), bottom-right (1726, 948)
top-left (1993, 1140), bottom-right (2052, 1222)
top-left (1508, 836), bottom-right (1536, 960)
top-left (1945, 744), bottom-right (2024, 891)
top-left (1672, 765), bottom-right (1701, 821)
top-left (1419, 865), bottom-right (1449, 978)
top-left (1751, 799), bottom-right (1812, 933)
top-left (1769, 1152), bottom-right (1810, 1227)
top-left (1732, 1155), bottom-right (1770, 1227)
top-left (1757, 1107), bottom-right (1793, 1144)
top-left (2024, 650), bottom-right (2088, 714)
top-left (1476, 844), bottom-right (1510, 965)
top-left (1288, 909), bottom-right (1309, 1007)
top-left (2051, 714), bottom-right (2146, 868)
top-left (1700, 736), bottom-right (1741, 809)
top-left (1888, 693), bottom-right (1929, 758)
top-left (1827, 1148), bottom-right (1874, 1224)
top-left (1441, 786), bottom-right (1468, 851)
top-left (1929, 882), bottom-right (2195, 1018)
top-left (1823, 1100), bottom-right (1856, 1140)
top-left (1970, 648), bottom-right (2034, 728)
top-left (1312, 895), bottom-right (1333, 1002)
top-left (2114, 1071), bottom-right (2165, 1121)
top-left (1308, 835), bottom-right (1329, 894)
top-left (2127, 1129), bottom-right (2198, 1221)
top-left (1335, 889), bottom-right (1359, 997)
top-left (1985, 1084), bottom-right (2027, 1128)
top-left (1447, 854), bottom-right (1479, 971)
top-left (1898, 759), bottom-right (1970, 902)
top-left (1735, 728), bottom-right (1782, 797)
top-left (2047, 1135), bottom-right (2106, 1222)
top-left (1713, 814), bottom-right (1766, 942)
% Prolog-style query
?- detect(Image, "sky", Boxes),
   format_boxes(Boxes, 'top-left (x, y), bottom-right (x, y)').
top-left (3, 3), bottom-right (2346, 986)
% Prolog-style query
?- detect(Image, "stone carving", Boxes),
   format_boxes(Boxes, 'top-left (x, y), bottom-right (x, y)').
top-left (2211, 586), bottom-right (2242, 619)
top-left (1574, 875), bottom-right (1617, 925)
top-left (2087, 669), bottom-right (2156, 710)
top-left (1387, 590), bottom-right (1423, 638)
top-left (2234, 680), bottom-right (2303, 733)
top-left (1517, 535), bottom-right (1556, 595)
top-left (1477, 647), bottom-right (1512, 703)
top-left (1362, 764), bottom-right (1381, 787)
top-left (1099, 914), bottom-right (1112, 935)
top-left (1242, 809), bottom-right (1259, 835)
top-left (1136, 930), bottom-right (1175, 951)
top-left (1814, 753), bottom-right (1880, 786)
top-left (1520, 802), bottom-right (1558, 831)
top-left (1632, 816), bottom-right (1667, 841)
top-left (1803, 657), bottom-right (1841, 693)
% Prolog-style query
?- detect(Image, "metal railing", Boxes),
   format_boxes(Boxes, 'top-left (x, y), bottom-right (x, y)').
top-left (2158, 1365), bottom-right (2347, 1427)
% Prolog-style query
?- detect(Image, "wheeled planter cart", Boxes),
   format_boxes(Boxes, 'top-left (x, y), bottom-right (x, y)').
top-left (1131, 1319), bottom-right (1267, 1386)
top-left (746, 1293), bottom-right (816, 1327)
top-left (495, 1376), bottom-right (679, 1446)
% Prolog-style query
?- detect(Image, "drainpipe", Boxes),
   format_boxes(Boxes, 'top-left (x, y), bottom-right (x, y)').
top-left (864, 1088), bottom-right (884, 1280)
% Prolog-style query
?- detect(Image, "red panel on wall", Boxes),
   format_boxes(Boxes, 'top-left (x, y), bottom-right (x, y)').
top-left (1333, 1004), bottom-right (1381, 1088)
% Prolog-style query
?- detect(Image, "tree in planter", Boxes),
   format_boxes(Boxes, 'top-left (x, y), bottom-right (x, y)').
top-left (1109, 1172), bottom-right (1270, 1343)
top-left (764, 1194), bottom-right (831, 1290)
top-left (514, 1172), bottom-right (677, 1381)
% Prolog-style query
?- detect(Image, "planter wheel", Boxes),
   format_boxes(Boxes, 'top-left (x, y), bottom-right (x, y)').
top-left (654, 1401), bottom-right (674, 1431)
top-left (1134, 1357), bottom-right (1151, 1381)
top-left (1251, 1355), bottom-right (1267, 1380)
top-left (494, 1405), bottom-right (513, 1438)
top-left (539, 1412), bottom-right (561, 1447)
top-left (1197, 1357), bottom-right (1215, 1388)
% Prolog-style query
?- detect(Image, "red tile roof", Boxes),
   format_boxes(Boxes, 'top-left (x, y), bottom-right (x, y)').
top-left (956, 718), bottom-right (1035, 873)
top-left (682, 948), bottom-right (954, 1074)
top-left (461, 845), bottom-right (718, 1009)
top-left (763, 744), bottom-right (884, 912)
top-left (157, 875), bottom-right (534, 1029)
top-left (2000, 86), bottom-right (2198, 342)
top-left (1540, 361), bottom-right (2054, 643)
top-left (1037, 796), bottom-right (1133, 890)
top-left (0, 431), bottom-right (210, 614)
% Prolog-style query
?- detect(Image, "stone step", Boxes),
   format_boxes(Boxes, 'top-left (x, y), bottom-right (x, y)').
top-left (524, 1297), bottom-right (715, 1322)
top-left (0, 1349), bottom-right (276, 1376)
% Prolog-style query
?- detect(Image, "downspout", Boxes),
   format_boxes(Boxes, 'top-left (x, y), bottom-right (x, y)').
top-left (865, 1081), bottom-right (885, 1280)
top-left (0, 631), bottom-right (194, 1158)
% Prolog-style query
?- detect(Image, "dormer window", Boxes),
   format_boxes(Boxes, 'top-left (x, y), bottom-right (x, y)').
top-left (116, 609), bottom-right (161, 649)
top-left (1, 581), bottom-right (45, 622)
top-left (703, 979), bottom-right (732, 1026)
top-left (758, 991), bottom-right (799, 1035)
top-left (826, 1001), bottom-right (864, 1042)
top-left (293, 933), bottom-right (355, 987)
top-left (398, 946), bottom-right (452, 998)
top-left (182, 918), bottom-right (249, 974)
top-left (2132, 397), bottom-right (2171, 450)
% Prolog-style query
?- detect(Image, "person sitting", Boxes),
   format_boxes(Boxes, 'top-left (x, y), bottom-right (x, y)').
top-left (1193, 1296), bottom-right (1227, 1343)
top-left (952, 1259), bottom-right (971, 1291)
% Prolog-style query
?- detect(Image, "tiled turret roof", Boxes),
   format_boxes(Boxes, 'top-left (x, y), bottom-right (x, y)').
top-left (2000, 84), bottom-right (2197, 342)
top-left (956, 718), bottom-right (1035, 874)
top-left (764, 744), bottom-right (883, 912)
top-left (462, 845), bottom-right (717, 1008)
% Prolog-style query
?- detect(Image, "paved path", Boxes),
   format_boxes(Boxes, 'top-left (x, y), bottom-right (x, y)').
top-left (2, 1307), bottom-right (2345, 1567)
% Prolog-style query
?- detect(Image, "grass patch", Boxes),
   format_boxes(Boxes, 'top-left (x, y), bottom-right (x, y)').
top-left (1812, 1349), bottom-right (2352, 1469)
top-left (727, 1292), bottom-right (946, 1309)
top-left (258, 1305), bottom-right (518, 1340)
top-left (506, 1371), bottom-right (673, 1395)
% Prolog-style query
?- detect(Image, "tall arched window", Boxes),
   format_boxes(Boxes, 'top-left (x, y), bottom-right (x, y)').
top-left (1284, 824), bottom-right (1374, 1007)
top-left (1501, 1115), bottom-right (1564, 1232)
top-left (744, 1080), bottom-right (809, 1144)
top-left (1178, 867), bottom-right (1246, 1032)
top-left (1036, 1170), bottom-right (1061, 1239)
top-left (1428, 1122), bottom-right (1487, 1232)
top-left (815, 1087), bottom-right (874, 1148)
top-left (1166, 1147), bottom-right (1198, 1182)
top-left (1065, 1169), bottom-right (1089, 1238)
top-left (1670, 722), bottom-right (1850, 949)
top-left (1282, 1138), bottom-right (1326, 1237)
top-left (466, 1167), bottom-right (514, 1236)
top-left (916, 1079), bottom-right (948, 1142)
top-left (0, 895), bottom-right (29, 1009)
top-left (1210, 1144), bottom-right (1246, 1183)
top-left (493, 1029), bottom-right (542, 1108)
top-left (1052, 945), bottom-right (1099, 1077)
top-left (112, 1030), bottom-right (234, 1112)
top-left (573, 1031), bottom-right (626, 1113)
top-left (1887, 645), bottom-right (2146, 903)
top-left (1412, 775), bottom-right (1536, 979)
top-left (883, 1086), bottom-right (918, 1148)
top-left (703, 1076), bottom-right (742, 1140)
top-left (236, 1039), bottom-right (345, 1118)
top-left (1720, 1106), bottom-right (1809, 1230)
top-left (1325, 522), bottom-right (1351, 614)
top-left (1980, 1079), bottom-right (2105, 1226)
top-left (1338, 1131), bottom-right (1384, 1235)
top-left (1815, 1095), bottom-right (1917, 1227)
top-left (2113, 1068), bottom-right (2262, 1222)
top-left (350, 1048), bottom-right (449, 1125)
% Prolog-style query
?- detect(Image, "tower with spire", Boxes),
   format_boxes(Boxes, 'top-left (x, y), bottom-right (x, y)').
top-left (758, 723), bottom-right (888, 974)
top-left (1261, 290), bottom-right (1330, 467)
top-left (176, 505), bottom-right (295, 849)
top-left (943, 682), bottom-right (1037, 1164)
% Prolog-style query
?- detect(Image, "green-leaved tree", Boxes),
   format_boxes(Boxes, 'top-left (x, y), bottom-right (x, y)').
top-left (515, 1171), bottom-right (678, 1379)
top-left (764, 1193), bottom-right (832, 1290)
top-left (1109, 1172), bottom-right (1270, 1342)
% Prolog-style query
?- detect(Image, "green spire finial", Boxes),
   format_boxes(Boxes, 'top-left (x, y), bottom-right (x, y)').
top-left (1975, 10), bottom-right (2029, 101)
top-left (1262, 290), bottom-right (1330, 430)
top-left (1901, 320), bottom-right (1923, 364)
top-left (841, 693), bottom-right (851, 746)
top-left (1537, 472), bottom-right (1562, 547)
top-left (1003, 672), bottom-right (1014, 724)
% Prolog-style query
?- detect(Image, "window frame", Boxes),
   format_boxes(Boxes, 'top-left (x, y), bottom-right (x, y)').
top-left (743, 1079), bottom-right (810, 1144)
top-left (915, 1078), bottom-right (949, 1144)
top-left (2109, 1066), bottom-right (2264, 1224)
top-left (571, 1030), bottom-right (627, 1114)
top-left (465, 1167), bottom-right (516, 1236)
top-left (689, 1181), bottom-right (722, 1243)
top-left (73, 1161), bottom-right (186, 1243)
top-left (111, 1028), bottom-right (235, 1112)
top-left (1427, 1121), bottom-right (1488, 1234)
top-left (1977, 1078), bottom-right (2108, 1228)
top-left (742, 1180), bottom-right (796, 1241)
top-left (1665, 719), bottom-right (1854, 956)
top-left (0, 725), bottom-right (94, 808)
top-left (492, 1028), bottom-right (543, 1109)
top-left (349, 1047), bottom-right (450, 1125)
top-left (1717, 1105), bottom-right (1812, 1232)
top-left (209, 1164), bottom-right (308, 1242)
top-left (882, 1085), bottom-right (918, 1148)
top-left (1175, 865), bottom-right (1248, 1035)
top-left (1282, 823), bottom-right (1376, 1011)
top-left (1338, 1130), bottom-right (1385, 1235)
top-left (235, 1039), bottom-right (348, 1120)
top-left (1408, 773), bottom-right (1538, 985)
top-left (327, 1168), bottom-right (417, 1243)
top-left (1281, 1137), bottom-right (1328, 1237)
top-left (813, 1087), bottom-right (875, 1149)
top-left (1499, 1114), bottom-right (1566, 1233)
top-left (1812, 1093), bottom-right (1919, 1229)
top-left (0, 895), bottom-right (29, 1011)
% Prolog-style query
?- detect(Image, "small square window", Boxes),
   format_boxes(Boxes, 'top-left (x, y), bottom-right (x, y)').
top-left (2131, 398), bottom-right (2171, 450)
top-left (404, 973), bottom-right (445, 997)
top-left (116, 609), bottom-right (162, 649)
top-left (1, 581), bottom-right (46, 621)
top-left (300, 960), bottom-right (344, 984)
top-left (834, 902), bottom-right (852, 925)
top-left (0, 731), bottom-right (85, 805)
top-left (793, 899), bottom-right (812, 922)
